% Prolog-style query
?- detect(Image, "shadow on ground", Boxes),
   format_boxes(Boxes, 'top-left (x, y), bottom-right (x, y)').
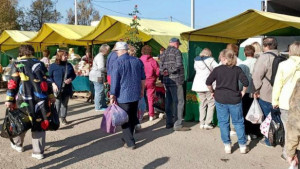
top-left (28, 118), bottom-right (179, 168)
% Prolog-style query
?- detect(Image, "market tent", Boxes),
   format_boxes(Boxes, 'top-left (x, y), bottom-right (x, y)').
top-left (28, 23), bottom-right (96, 46)
top-left (0, 30), bottom-right (38, 51)
top-left (181, 9), bottom-right (300, 122)
top-left (181, 9), bottom-right (300, 43)
top-left (80, 15), bottom-right (193, 52)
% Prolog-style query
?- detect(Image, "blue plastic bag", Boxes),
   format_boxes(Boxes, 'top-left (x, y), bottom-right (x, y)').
top-left (111, 104), bottom-right (129, 126)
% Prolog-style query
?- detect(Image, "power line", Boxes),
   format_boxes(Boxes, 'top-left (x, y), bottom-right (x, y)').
top-left (92, 3), bottom-right (129, 16)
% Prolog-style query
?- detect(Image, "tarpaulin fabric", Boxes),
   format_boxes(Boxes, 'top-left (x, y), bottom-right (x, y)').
top-left (28, 23), bottom-right (95, 46)
top-left (80, 15), bottom-right (193, 52)
top-left (0, 30), bottom-right (38, 51)
top-left (181, 9), bottom-right (300, 43)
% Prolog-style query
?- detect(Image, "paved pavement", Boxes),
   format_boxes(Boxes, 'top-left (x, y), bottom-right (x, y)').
top-left (0, 92), bottom-right (289, 169)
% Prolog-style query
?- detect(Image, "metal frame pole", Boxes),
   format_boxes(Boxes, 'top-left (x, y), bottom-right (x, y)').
top-left (191, 0), bottom-right (195, 28)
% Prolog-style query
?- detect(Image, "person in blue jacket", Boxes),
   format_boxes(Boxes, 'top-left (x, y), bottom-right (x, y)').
top-left (49, 48), bottom-right (76, 125)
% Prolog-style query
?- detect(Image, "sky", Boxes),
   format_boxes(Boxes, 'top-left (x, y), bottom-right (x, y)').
top-left (18, 0), bottom-right (263, 29)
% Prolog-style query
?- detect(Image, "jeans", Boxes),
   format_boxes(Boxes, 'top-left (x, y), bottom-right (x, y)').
top-left (215, 101), bottom-right (247, 146)
top-left (118, 101), bottom-right (139, 147)
top-left (197, 91), bottom-right (215, 125)
top-left (93, 82), bottom-right (107, 110)
top-left (165, 85), bottom-right (184, 129)
top-left (258, 98), bottom-right (273, 146)
top-left (55, 94), bottom-right (70, 119)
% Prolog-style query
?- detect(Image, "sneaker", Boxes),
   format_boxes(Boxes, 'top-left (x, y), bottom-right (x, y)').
top-left (259, 140), bottom-right (272, 148)
top-left (204, 124), bottom-right (214, 130)
top-left (174, 127), bottom-right (191, 131)
top-left (199, 124), bottom-right (205, 129)
top-left (149, 116), bottom-right (156, 121)
top-left (166, 124), bottom-right (174, 129)
top-left (158, 113), bottom-right (165, 119)
top-left (250, 134), bottom-right (257, 140)
top-left (247, 135), bottom-right (252, 141)
top-left (61, 119), bottom-right (69, 125)
top-left (230, 131), bottom-right (236, 136)
top-left (32, 153), bottom-right (44, 160)
top-left (135, 124), bottom-right (141, 130)
top-left (240, 146), bottom-right (249, 154)
top-left (11, 143), bottom-right (24, 152)
top-left (224, 144), bottom-right (232, 154)
top-left (281, 154), bottom-right (287, 161)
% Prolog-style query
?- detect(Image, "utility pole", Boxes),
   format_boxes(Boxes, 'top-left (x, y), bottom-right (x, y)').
top-left (264, 0), bottom-right (268, 12)
top-left (75, 0), bottom-right (78, 25)
top-left (191, 0), bottom-right (195, 28)
top-left (170, 16), bottom-right (172, 22)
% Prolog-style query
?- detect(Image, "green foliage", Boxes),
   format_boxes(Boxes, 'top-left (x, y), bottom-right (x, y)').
top-left (66, 0), bottom-right (100, 25)
top-left (0, 0), bottom-right (19, 34)
top-left (20, 0), bottom-right (62, 31)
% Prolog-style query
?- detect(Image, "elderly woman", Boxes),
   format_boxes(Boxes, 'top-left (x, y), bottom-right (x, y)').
top-left (272, 41), bottom-right (300, 160)
top-left (5, 45), bottom-right (55, 159)
top-left (206, 49), bottom-right (249, 154)
top-left (251, 42), bottom-right (263, 59)
top-left (89, 44), bottom-right (110, 111)
top-left (140, 45), bottom-right (160, 121)
top-left (49, 48), bottom-right (76, 125)
top-left (192, 48), bottom-right (218, 129)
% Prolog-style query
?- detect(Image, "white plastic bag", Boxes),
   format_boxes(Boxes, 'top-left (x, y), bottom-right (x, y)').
top-left (246, 98), bottom-right (264, 124)
top-left (288, 160), bottom-right (298, 169)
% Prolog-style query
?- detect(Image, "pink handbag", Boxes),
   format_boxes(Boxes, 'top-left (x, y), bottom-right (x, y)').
top-left (100, 106), bottom-right (116, 134)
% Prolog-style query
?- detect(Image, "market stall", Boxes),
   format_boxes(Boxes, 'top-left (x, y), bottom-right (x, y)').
top-left (181, 9), bottom-right (300, 122)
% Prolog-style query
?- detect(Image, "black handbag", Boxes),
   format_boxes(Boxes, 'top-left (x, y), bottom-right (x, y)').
top-left (47, 104), bottom-right (60, 131)
top-left (54, 63), bottom-right (68, 99)
top-left (1, 109), bottom-right (32, 143)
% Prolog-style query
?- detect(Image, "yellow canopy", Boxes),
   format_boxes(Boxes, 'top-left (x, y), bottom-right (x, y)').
top-left (80, 15), bottom-right (193, 52)
top-left (0, 30), bottom-right (38, 51)
top-left (181, 9), bottom-right (300, 43)
top-left (28, 23), bottom-right (95, 46)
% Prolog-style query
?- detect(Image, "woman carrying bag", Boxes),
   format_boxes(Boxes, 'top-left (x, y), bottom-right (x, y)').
top-left (5, 45), bottom-right (55, 160)
top-left (49, 48), bottom-right (76, 125)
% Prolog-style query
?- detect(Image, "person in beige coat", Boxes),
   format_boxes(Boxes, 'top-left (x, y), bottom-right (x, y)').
top-left (286, 78), bottom-right (300, 166)
top-left (252, 37), bottom-right (280, 147)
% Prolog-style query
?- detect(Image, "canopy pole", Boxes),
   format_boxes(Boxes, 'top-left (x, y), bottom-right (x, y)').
top-left (264, 0), bottom-right (268, 12)
top-left (39, 43), bottom-right (42, 59)
top-left (74, 0), bottom-right (78, 25)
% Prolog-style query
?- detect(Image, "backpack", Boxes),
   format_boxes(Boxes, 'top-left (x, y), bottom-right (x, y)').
top-left (268, 111), bottom-right (285, 147)
top-left (265, 52), bottom-right (287, 86)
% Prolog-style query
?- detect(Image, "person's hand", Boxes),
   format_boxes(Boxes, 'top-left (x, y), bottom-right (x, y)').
top-left (273, 105), bottom-right (279, 109)
top-left (163, 70), bottom-right (169, 76)
top-left (253, 92), bottom-right (260, 98)
top-left (64, 78), bottom-right (72, 84)
top-left (211, 92), bottom-right (215, 98)
top-left (140, 90), bottom-right (144, 98)
top-left (50, 97), bottom-right (56, 103)
top-left (241, 91), bottom-right (246, 98)
top-left (110, 95), bottom-right (117, 105)
top-left (52, 83), bottom-right (59, 93)
top-left (5, 102), bottom-right (15, 110)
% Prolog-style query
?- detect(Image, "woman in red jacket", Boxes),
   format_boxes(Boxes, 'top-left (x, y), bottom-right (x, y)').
top-left (140, 45), bottom-right (160, 121)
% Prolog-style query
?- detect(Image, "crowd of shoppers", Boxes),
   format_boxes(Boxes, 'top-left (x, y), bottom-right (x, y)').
top-left (3, 37), bottom-right (299, 167)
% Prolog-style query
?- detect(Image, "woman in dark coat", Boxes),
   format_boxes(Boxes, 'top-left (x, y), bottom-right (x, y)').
top-left (49, 48), bottom-right (76, 125)
top-left (5, 45), bottom-right (55, 159)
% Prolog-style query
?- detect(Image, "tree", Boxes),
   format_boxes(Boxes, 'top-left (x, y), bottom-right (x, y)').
top-left (0, 0), bottom-right (20, 33)
top-left (23, 0), bottom-right (62, 31)
top-left (66, 0), bottom-right (100, 25)
top-left (123, 5), bottom-right (143, 55)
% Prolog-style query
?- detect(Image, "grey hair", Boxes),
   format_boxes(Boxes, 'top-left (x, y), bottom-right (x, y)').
top-left (99, 44), bottom-right (110, 53)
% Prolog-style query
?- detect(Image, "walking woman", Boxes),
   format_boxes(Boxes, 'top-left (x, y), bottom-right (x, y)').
top-left (206, 49), bottom-right (249, 154)
top-left (5, 45), bottom-right (55, 159)
top-left (192, 48), bottom-right (218, 129)
top-left (49, 48), bottom-right (76, 125)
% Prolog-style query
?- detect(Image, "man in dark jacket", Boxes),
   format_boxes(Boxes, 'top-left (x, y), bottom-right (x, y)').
top-left (159, 38), bottom-right (190, 131)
